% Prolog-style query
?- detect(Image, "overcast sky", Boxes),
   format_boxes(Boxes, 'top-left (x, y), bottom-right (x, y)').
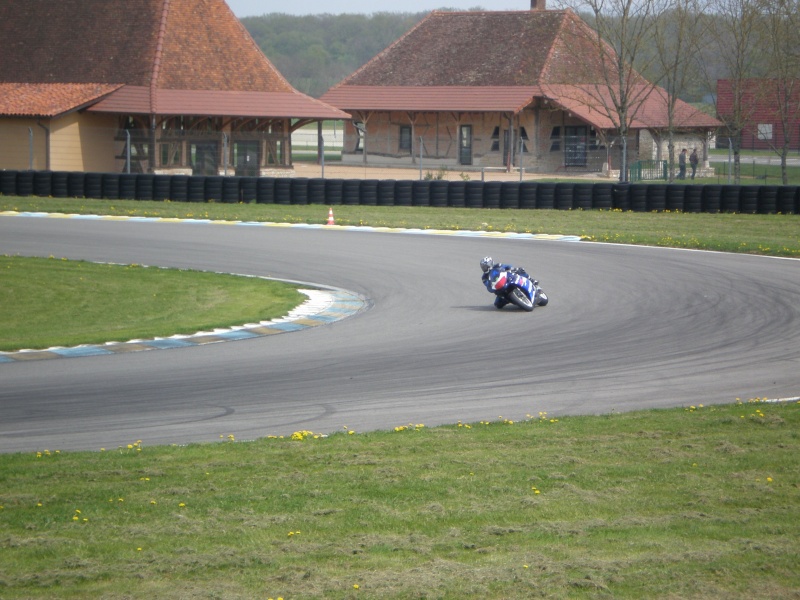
top-left (226, 0), bottom-right (532, 17)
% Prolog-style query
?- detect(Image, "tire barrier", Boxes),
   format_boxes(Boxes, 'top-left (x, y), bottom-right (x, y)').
top-left (324, 178), bottom-right (342, 206)
top-left (573, 183), bottom-right (593, 210)
top-left (702, 185), bottom-right (721, 213)
top-left (16, 171), bottom-right (35, 197)
top-left (136, 174), bottom-right (154, 201)
top-left (412, 180), bottom-right (431, 207)
top-left (720, 185), bottom-right (741, 213)
top-left (757, 186), bottom-right (778, 215)
top-left (289, 177), bottom-right (308, 205)
top-left (308, 178), bottom-right (326, 204)
top-left (377, 180), bottom-right (396, 206)
top-left (612, 183), bottom-right (631, 211)
top-left (360, 179), bottom-right (379, 206)
top-left (2, 170), bottom-right (798, 216)
top-left (430, 180), bottom-right (449, 207)
top-left (101, 173), bottom-right (120, 200)
top-left (119, 173), bottom-right (138, 200)
top-left (519, 182), bottom-right (537, 209)
top-left (483, 181), bottom-right (502, 209)
top-left (740, 185), bottom-right (759, 214)
top-left (630, 184), bottom-right (648, 212)
top-left (500, 181), bottom-right (520, 209)
top-left (555, 183), bottom-right (574, 210)
top-left (153, 174), bottom-right (171, 201)
top-left (447, 181), bottom-right (466, 208)
top-left (240, 176), bottom-right (257, 203)
top-left (67, 172), bottom-right (85, 198)
top-left (536, 183), bottom-right (556, 209)
top-left (187, 176), bottom-right (205, 203)
top-left (342, 179), bottom-right (361, 205)
top-left (777, 186), bottom-right (797, 214)
top-left (666, 184), bottom-right (685, 212)
top-left (0, 170), bottom-right (17, 195)
top-left (646, 184), bottom-right (667, 212)
top-left (274, 178), bottom-right (291, 204)
top-left (684, 185), bottom-right (703, 213)
top-left (256, 177), bottom-right (275, 204)
top-left (395, 180), bottom-right (413, 206)
top-left (593, 183), bottom-right (613, 210)
top-left (34, 171), bottom-right (52, 197)
top-left (204, 176), bottom-right (224, 203)
top-left (465, 180), bottom-right (484, 208)
top-left (84, 172), bottom-right (103, 199)
top-left (169, 175), bottom-right (189, 203)
top-left (51, 171), bottom-right (69, 198)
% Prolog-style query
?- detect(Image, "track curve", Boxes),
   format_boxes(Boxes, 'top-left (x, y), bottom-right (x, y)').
top-left (1, 215), bottom-right (799, 453)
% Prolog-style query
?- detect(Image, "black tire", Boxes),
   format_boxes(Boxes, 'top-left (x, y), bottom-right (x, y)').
top-left (51, 171), bottom-right (69, 198)
top-left (448, 181), bottom-right (466, 207)
top-left (508, 287), bottom-right (534, 312)
top-left (536, 290), bottom-right (549, 306)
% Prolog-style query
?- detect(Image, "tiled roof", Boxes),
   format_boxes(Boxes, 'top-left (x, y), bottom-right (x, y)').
top-left (335, 10), bottom-right (616, 88)
top-left (541, 84), bottom-right (721, 129)
top-left (89, 87), bottom-right (350, 119)
top-left (322, 9), bottom-right (719, 130)
top-left (0, 83), bottom-right (123, 117)
top-left (320, 86), bottom-right (541, 113)
top-left (0, 0), bottom-right (346, 119)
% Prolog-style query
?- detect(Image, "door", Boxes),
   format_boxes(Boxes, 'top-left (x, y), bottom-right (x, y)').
top-left (190, 142), bottom-right (219, 175)
top-left (564, 126), bottom-right (588, 167)
top-left (234, 141), bottom-right (259, 176)
top-left (459, 125), bottom-right (472, 166)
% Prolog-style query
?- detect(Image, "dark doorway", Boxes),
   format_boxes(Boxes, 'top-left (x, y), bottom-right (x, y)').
top-left (234, 141), bottom-right (259, 176)
top-left (191, 142), bottom-right (219, 175)
top-left (459, 125), bottom-right (472, 165)
top-left (565, 126), bottom-right (588, 167)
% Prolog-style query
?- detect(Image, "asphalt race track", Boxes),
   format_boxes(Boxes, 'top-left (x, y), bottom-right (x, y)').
top-left (2, 215), bottom-right (799, 453)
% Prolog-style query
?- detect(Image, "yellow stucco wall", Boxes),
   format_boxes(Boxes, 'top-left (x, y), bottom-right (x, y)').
top-left (0, 112), bottom-right (118, 172)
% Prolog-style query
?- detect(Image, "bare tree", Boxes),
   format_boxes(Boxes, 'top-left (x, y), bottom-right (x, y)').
top-left (701, 0), bottom-right (763, 183)
top-left (651, 0), bottom-right (707, 181)
top-left (757, 0), bottom-right (800, 185)
top-left (555, 0), bottom-right (660, 182)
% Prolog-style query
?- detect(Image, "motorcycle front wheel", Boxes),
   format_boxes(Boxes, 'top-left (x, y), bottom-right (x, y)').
top-left (508, 287), bottom-right (534, 311)
top-left (537, 291), bottom-right (549, 306)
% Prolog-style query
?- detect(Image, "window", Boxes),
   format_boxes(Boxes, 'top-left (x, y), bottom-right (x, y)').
top-left (757, 124), bottom-right (773, 140)
top-left (399, 126), bottom-right (411, 151)
top-left (491, 126), bottom-right (500, 151)
top-left (518, 127), bottom-right (529, 154)
top-left (160, 142), bottom-right (181, 167)
top-left (549, 126), bottom-right (561, 152)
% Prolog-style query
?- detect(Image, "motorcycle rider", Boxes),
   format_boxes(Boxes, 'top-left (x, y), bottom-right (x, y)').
top-left (480, 256), bottom-right (532, 309)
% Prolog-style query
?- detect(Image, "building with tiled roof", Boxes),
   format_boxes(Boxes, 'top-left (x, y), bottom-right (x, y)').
top-left (0, 0), bottom-right (348, 174)
top-left (320, 3), bottom-right (720, 176)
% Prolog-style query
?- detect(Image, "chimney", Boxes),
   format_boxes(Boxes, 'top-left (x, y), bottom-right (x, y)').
top-left (531, 0), bottom-right (546, 9)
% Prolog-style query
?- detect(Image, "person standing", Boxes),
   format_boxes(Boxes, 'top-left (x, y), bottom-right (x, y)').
top-left (678, 148), bottom-right (687, 180)
top-left (689, 148), bottom-right (699, 180)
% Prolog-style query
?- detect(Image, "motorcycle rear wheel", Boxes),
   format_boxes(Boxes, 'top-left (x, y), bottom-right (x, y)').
top-left (508, 287), bottom-right (534, 311)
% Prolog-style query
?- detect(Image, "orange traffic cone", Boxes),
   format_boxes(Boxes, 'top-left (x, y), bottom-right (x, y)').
top-left (327, 207), bottom-right (335, 225)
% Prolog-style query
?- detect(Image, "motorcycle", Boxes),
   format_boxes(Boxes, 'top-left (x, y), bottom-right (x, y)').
top-left (486, 267), bottom-right (548, 312)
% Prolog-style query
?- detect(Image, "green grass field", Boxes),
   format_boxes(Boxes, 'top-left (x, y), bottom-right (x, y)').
top-left (1, 196), bottom-right (799, 598)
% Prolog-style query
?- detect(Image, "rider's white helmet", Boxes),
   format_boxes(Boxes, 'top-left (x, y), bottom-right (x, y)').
top-left (480, 256), bottom-right (493, 273)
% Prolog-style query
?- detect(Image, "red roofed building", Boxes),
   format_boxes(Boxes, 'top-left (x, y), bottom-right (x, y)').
top-left (0, 0), bottom-right (348, 174)
top-left (716, 79), bottom-right (800, 152)
top-left (321, 4), bottom-right (719, 176)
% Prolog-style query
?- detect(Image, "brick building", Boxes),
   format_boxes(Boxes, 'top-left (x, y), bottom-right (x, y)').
top-left (717, 79), bottom-right (800, 152)
top-left (0, 0), bottom-right (348, 174)
top-left (321, 3), bottom-right (720, 176)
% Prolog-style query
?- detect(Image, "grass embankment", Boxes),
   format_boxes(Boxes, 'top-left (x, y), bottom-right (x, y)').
top-left (1, 401), bottom-right (797, 598)
top-left (0, 256), bottom-right (303, 352)
top-left (2, 196), bottom-right (799, 257)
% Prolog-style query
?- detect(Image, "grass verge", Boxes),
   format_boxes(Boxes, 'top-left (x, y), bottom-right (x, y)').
top-left (0, 400), bottom-right (797, 598)
top-left (2, 196), bottom-right (799, 257)
top-left (0, 256), bottom-right (304, 352)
